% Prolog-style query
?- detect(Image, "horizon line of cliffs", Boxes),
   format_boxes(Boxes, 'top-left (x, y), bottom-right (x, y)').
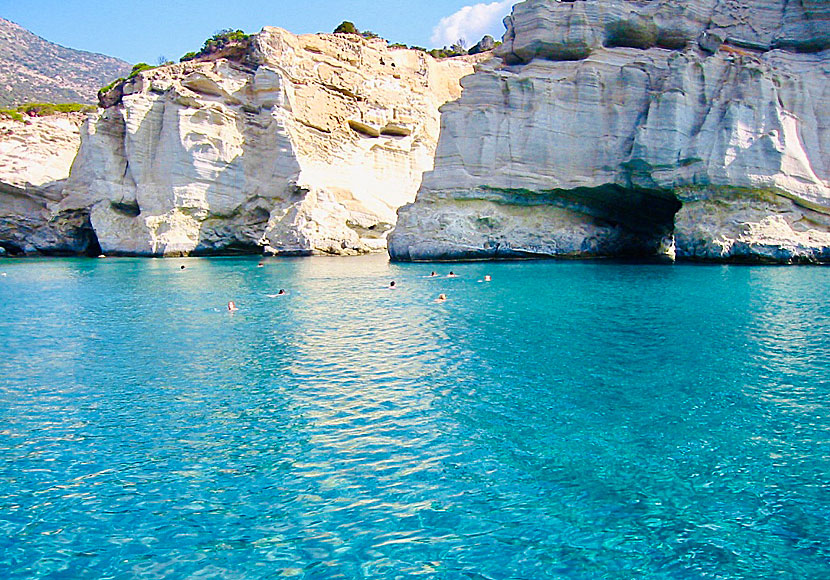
top-left (389, 0), bottom-right (830, 264)
top-left (0, 27), bottom-right (481, 257)
top-left (2, 0), bottom-right (830, 264)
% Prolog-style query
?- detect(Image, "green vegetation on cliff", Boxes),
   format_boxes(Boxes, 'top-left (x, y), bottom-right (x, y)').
top-left (128, 63), bottom-right (156, 79)
top-left (332, 21), bottom-right (499, 58)
top-left (332, 21), bottom-right (380, 40)
top-left (180, 29), bottom-right (252, 62)
top-left (333, 21), bottom-right (358, 35)
top-left (0, 102), bottom-right (96, 121)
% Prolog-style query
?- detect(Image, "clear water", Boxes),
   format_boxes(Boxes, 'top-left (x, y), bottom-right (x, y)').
top-left (0, 255), bottom-right (828, 579)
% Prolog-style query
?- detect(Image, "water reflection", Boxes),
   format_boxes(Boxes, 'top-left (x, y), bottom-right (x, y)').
top-left (0, 256), bottom-right (828, 578)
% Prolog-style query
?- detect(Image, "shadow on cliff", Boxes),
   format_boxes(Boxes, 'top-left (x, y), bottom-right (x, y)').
top-left (0, 179), bottom-right (102, 256)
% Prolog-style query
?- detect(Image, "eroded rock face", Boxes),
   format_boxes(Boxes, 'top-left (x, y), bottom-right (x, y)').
top-left (52, 28), bottom-right (478, 256)
top-left (0, 114), bottom-right (99, 255)
top-left (389, 0), bottom-right (830, 263)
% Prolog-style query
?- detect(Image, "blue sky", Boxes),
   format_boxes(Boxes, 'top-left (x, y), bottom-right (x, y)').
top-left (0, 0), bottom-right (517, 65)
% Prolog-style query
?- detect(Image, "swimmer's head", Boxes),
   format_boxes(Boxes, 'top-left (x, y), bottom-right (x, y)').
top-left (278, 289), bottom-right (285, 295)
top-left (390, 281), bottom-right (396, 287)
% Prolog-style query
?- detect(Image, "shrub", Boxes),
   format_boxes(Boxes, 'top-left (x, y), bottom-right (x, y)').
top-left (20, 103), bottom-right (96, 115)
top-left (128, 63), bottom-right (156, 79)
top-left (202, 29), bottom-right (249, 53)
top-left (428, 45), bottom-right (468, 59)
top-left (333, 21), bottom-right (358, 35)
top-left (0, 109), bottom-right (23, 122)
top-left (99, 77), bottom-right (125, 96)
top-left (1, 103), bottom-right (96, 120)
top-left (178, 29), bottom-right (251, 63)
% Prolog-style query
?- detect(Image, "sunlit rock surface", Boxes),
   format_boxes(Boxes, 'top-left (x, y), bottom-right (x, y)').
top-left (389, 0), bottom-right (830, 263)
top-left (52, 28), bottom-right (478, 256)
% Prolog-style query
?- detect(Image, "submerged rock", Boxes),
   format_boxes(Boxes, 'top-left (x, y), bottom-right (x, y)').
top-left (389, 0), bottom-right (830, 264)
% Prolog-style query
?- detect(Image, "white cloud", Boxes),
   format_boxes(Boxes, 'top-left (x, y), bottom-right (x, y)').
top-left (430, 1), bottom-right (514, 48)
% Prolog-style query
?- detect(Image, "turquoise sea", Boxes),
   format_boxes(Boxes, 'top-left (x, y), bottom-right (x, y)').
top-left (0, 254), bottom-right (828, 579)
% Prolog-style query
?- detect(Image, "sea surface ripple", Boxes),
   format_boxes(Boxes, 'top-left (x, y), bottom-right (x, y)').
top-left (0, 255), bottom-right (828, 579)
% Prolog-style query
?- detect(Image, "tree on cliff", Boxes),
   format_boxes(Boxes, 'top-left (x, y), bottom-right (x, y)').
top-left (333, 21), bottom-right (380, 40)
top-left (179, 29), bottom-right (251, 62)
top-left (333, 21), bottom-right (358, 35)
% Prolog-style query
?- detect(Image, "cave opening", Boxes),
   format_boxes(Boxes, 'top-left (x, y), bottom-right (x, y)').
top-left (555, 184), bottom-right (682, 259)
top-left (84, 226), bottom-right (103, 257)
top-left (0, 241), bottom-right (24, 256)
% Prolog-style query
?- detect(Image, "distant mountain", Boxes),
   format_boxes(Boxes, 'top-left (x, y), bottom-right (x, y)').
top-left (0, 18), bottom-right (131, 106)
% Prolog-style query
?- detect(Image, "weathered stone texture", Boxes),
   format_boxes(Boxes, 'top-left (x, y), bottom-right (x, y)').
top-left (390, 0), bottom-right (830, 263)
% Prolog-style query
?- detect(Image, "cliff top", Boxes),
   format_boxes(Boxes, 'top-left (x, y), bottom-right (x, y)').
top-left (496, 0), bottom-right (830, 65)
top-left (98, 26), bottom-right (488, 109)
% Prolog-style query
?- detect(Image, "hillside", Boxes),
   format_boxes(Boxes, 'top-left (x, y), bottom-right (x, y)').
top-left (0, 18), bottom-right (130, 106)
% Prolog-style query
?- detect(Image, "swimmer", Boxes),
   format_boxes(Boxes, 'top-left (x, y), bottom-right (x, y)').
top-left (484, 275), bottom-right (491, 282)
top-left (435, 293), bottom-right (447, 303)
top-left (257, 262), bottom-right (264, 268)
top-left (228, 301), bottom-right (238, 312)
top-left (389, 281), bottom-right (396, 289)
top-left (430, 271), bottom-right (437, 277)
top-left (278, 289), bottom-right (286, 295)
top-left (180, 265), bottom-right (186, 270)
top-left (266, 290), bottom-right (287, 298)
top-left (447, 271), bottom-right (457, 278)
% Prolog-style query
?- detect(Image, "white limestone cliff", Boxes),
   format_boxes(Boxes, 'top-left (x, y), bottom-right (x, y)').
top-left (48, 28), bottom-right (478, 256)
top-left (0, 114), bottom-right (99, 255)
top-left (389, 0), bottom-right (830, 263)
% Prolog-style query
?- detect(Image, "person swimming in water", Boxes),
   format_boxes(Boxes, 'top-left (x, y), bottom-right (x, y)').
top-left (278, 289), bottom-right (286, 295)
top-left (389, 281), bottom-right (396, 289)
top-left (436, 293), bottom-right (447, 302)
top-left (447, 271), bottom-right (457, 278)
top-left (430, 271), bottom-right (437, 277)
top-left (181, 265), bottom-right (186, 270)
top-left (257, 262), bottom-right (264, 268)
top-left (228, 301), bottom-right (238, 312)
top-left (484, 275), bottom-right (491, 282)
